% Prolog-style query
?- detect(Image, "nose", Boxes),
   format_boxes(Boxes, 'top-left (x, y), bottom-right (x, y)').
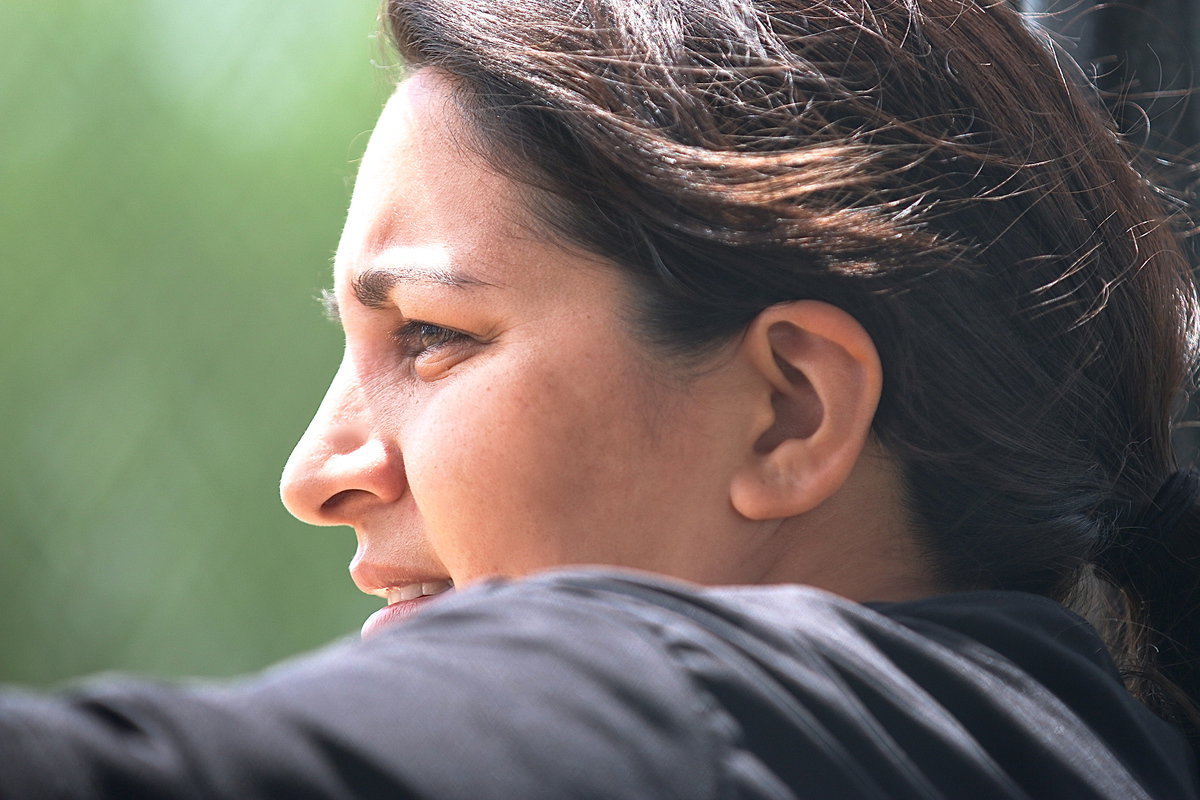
top-left (280, 359), bottom-right (406, 526)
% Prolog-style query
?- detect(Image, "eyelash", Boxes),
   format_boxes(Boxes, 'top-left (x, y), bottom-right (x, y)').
top-left (392, 320), bottom-right (469, 358)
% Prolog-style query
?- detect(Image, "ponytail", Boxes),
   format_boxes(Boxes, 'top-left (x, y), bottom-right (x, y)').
top-left (1097, 469), bottom-right (1200, 747)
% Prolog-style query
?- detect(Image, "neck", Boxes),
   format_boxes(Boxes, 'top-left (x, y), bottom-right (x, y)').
top-left (758, 440), bottom-right (939, 603)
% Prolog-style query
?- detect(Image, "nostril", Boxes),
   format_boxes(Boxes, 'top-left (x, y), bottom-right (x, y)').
top-left (281, 432), bottom-right (405, 526)
top-left (321, 488), bottom-right (370, 517)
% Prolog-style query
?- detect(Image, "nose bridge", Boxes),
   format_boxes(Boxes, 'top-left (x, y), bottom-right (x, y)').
top-left (280, 357), bottom-right (404, 524)
top-left (307, 357), bottom-right (374, 454)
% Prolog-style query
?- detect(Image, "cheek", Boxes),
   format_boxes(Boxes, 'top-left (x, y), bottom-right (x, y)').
top-left (403, 353), bottom-right (672, 564)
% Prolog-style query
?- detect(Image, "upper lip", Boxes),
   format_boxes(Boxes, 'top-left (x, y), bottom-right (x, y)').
top-left (351, 560), bottom-right (452, 598)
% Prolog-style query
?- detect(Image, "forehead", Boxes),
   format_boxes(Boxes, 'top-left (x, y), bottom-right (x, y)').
top-left (335, 70), bottom-right (533, 287)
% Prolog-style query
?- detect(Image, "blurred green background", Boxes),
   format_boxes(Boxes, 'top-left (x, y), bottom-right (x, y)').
top-left (1, 1), bottom-right (389, 685)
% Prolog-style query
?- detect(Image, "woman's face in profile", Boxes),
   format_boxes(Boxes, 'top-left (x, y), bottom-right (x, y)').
top-left (280, 71), bottom-right (761, 632)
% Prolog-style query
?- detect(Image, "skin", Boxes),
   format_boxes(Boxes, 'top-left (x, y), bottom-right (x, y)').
top-left (280, 70), bottom-right (934, 608)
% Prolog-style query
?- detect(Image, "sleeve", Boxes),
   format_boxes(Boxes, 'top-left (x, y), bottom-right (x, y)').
top-left (0, 582), bottom-right (722, 800)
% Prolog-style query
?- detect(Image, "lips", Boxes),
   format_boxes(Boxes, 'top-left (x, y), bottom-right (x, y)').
top-left (360, 579), bottom-right (454, 638)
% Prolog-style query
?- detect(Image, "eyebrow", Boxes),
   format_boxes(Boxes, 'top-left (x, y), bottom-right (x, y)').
top-left (321, 265), bottom-right (494, 322)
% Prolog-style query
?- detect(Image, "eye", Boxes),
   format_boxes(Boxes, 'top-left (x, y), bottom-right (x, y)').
top-left (392, 320), bottom-right (470, 359)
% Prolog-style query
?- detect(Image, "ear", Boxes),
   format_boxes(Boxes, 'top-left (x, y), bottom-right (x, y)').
top-left (729, 301), bottom-right (882, 520)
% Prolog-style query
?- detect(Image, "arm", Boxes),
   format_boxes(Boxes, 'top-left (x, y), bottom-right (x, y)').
top-left (0, 582), bottom-right (719, 800)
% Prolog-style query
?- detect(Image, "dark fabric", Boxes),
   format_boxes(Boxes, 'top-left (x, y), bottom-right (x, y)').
top-left (1, 569), bottom-right (1195, 799)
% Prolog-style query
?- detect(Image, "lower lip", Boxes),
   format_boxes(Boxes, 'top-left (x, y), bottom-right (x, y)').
top-left (360, 593), bottom-right (448, 639)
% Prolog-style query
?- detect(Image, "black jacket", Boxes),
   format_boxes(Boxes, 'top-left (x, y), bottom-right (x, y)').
top-left (1, 570), bottom-right (1195, 798)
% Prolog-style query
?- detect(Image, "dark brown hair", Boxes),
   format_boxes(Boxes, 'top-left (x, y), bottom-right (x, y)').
top-left (384, 0), bottom-right (1199, 741)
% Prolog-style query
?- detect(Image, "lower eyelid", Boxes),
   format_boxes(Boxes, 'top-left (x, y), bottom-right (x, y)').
top-left (412, 338), bottom-right (482, 379)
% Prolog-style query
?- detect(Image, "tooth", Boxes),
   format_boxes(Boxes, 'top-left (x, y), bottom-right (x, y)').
top-left (382, 580), bottom-right (456, 605)
top-left (397, 584), bottom-right (423, 601)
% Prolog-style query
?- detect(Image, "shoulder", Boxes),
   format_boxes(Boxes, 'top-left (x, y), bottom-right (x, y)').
top-left (241, 569), bottom-right (732, 799)
top-left (417, 566), bottom-right (1088, 671)
top-left (410, 569), bottom-right (1194, 799)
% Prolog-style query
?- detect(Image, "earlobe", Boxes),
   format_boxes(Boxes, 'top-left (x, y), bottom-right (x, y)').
top-left (729, 301), bottom-right (882, 521)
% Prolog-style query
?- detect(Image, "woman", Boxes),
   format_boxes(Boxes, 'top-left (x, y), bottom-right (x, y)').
top-left (2, 0), bottom-right (1197, 797)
